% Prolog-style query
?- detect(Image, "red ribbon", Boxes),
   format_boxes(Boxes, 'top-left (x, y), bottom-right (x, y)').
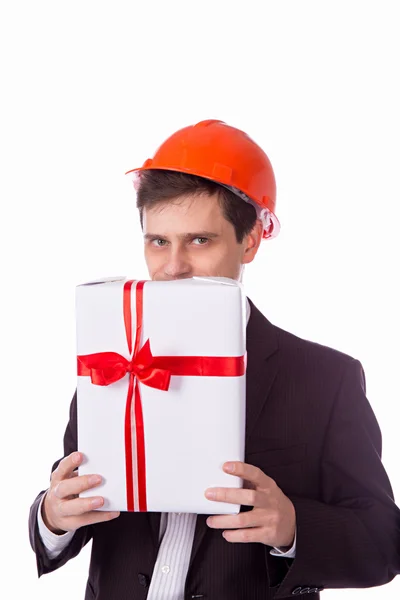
top-left (77, 280), bottom-right (245, 512)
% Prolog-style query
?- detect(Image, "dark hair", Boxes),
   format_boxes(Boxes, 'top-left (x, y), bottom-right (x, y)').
top-left (135, 170), bottom-right (257, 243)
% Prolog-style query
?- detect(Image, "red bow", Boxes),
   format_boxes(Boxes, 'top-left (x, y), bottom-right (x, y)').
top-left (77, 339), bottom-right (171, 390)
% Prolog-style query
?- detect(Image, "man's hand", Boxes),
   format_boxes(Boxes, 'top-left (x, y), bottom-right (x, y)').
top-left (42, 451), bottom-right (120, 535)
top-left (205, 461), bottom-right (296, 548)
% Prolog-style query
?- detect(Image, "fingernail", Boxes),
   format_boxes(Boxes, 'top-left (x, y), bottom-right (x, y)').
top-left (89, 475), bottom-right (102, 486)
top-left (73, 453), bottom-right (81, 464)
top-left (91, 497), bottom-right (103, 508)
top-left (205, 489), bottom-right (216, 499)
top-left (224, 462), bottom-right (234, 473)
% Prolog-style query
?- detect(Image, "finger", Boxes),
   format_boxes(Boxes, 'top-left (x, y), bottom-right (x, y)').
top-left (205, 486), bottom-right (262, 507)
top-left (52, 452), bottom-right (83, 483)
top-left (82, 510), bottom-right (121, 526)
top-left (207, 509), bottom-right (261, 530)
top-left (62, 510), bottom-right (121, 531)
top-left (58, 495), bottom-right (107, 518)
top-left (54, 474), bottom-right (103, 500)
top-left (222, 526), bottom-right (265, 544)
top-left (223, 461), bottom-right (273, 488)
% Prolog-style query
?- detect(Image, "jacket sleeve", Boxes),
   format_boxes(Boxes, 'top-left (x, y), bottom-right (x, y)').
top-left (28, 390), bottom-right (93, 576)
top-left (274, 359), bottom-right (400, 599)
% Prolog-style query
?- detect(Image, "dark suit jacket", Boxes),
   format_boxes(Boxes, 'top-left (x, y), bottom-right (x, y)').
top-left (29, 299), bottom-right (400, 599)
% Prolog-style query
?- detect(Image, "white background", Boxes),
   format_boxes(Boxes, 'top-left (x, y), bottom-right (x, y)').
top-left (1, 1), bottom-right (399, 598)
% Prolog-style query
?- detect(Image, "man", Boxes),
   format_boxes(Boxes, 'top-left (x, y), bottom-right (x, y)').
top-left (29, 119), bottom-right (400, 599)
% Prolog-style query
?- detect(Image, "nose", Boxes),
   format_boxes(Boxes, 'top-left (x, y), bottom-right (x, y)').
top-left (163, 248), bottom-right (192, 279)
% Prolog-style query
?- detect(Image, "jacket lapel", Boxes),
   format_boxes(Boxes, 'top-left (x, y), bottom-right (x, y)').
top-left (147, 511), bottom-right (161, 559)
top-left (244, 299), bottom-right (280, 443)
top-left (188, 298), bottom-right (280, 570)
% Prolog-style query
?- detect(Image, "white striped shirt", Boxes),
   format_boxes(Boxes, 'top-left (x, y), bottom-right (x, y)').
top-left (147, 512), bottom-right (197, 599)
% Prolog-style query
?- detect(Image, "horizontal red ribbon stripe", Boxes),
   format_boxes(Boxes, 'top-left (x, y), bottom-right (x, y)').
top-left (77, 351), bottom-right (245, 383)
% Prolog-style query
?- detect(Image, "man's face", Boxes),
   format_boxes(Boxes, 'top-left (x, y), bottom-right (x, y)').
top-left (143, 192), bottom-right (262, 281)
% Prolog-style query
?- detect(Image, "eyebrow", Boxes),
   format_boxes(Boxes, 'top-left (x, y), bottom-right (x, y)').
top-left (144, 231), bottom-right (220, 241)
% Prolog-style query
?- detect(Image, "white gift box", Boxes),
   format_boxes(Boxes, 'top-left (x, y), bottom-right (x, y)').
top-left (76, 276), bottom-right (246, 514)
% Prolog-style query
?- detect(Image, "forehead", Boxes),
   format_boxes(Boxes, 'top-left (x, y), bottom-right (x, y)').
top-left (142, 192), bottom-right (226, 231)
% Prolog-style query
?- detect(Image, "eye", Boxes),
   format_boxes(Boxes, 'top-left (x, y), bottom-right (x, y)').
top-left (193, 237), bottom-right (209, 245)
top-left (152, 239), bottom-right (168, 247)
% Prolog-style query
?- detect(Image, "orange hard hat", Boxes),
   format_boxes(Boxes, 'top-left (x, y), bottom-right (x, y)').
top-left (126, 119), bottom-right (280, 239)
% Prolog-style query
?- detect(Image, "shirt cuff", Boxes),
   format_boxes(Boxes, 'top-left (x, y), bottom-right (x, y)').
top-left (270, 529), bottom-right (297, 558)
top-left (37, 493), bottom-right (76, 559)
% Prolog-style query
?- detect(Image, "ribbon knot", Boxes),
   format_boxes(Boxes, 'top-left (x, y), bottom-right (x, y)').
top-left (77, 338), bottom-right (172, 391)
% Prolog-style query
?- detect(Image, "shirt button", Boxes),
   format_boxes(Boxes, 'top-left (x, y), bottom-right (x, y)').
top-left (138, 573), bottom-right (149, 587)
top-left (161, 565), bottom-right (170, 574)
